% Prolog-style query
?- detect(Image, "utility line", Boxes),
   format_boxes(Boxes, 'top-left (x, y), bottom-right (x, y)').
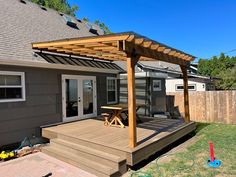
top-left (224, 49), bottom-right (236, 54)
top-left (201, 48), bottom-right (236, 60)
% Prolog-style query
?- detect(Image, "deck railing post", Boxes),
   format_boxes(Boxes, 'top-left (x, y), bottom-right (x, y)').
top-left (127, 56), bottom-right (138, 148)
top-left (180, 65), bottom-right (190, 123)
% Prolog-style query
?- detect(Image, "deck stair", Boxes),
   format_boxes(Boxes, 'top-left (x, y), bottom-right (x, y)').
top-left (42, 135), bottom-right (127, 177)
top-left (41, 118), bottom-right (196, 176)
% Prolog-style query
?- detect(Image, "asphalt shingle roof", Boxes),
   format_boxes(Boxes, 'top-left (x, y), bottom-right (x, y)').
top-left (0, 0), bottom-right (104, 64)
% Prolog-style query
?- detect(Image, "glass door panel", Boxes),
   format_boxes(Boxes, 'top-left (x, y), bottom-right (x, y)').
top-left (83, 80), bottom-right (94, 115)
top-left (62, 75), bottom-right (97, 122)
top-left (65, 79), bottom-right (78, 118)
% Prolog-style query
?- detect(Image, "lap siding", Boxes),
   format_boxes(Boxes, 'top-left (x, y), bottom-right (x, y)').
top-left (0, 65), bottom-right (116, 146)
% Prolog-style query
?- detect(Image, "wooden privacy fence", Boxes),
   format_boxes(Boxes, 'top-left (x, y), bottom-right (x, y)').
top-left (166, 91), bottom-right (236, 124)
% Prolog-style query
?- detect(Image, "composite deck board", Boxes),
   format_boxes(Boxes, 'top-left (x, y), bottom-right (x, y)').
top-left (43, 118), bottom-right (193, 152)
top-left (43, 117), bottom-right (196, 171)
top-left (42, 117), bottom-right (196, 168)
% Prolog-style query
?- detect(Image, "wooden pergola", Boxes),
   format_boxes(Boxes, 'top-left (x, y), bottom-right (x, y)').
top-left (32, 32), bottom-right (195, 148)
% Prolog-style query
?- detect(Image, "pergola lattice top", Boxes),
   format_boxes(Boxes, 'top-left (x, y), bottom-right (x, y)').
top-left (32, 32), bottom-right (195, 66)
top-left (32, 32), bottom-right (194, 148)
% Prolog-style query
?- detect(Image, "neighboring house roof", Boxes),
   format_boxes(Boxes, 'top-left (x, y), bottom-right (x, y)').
top-left (114, 61), bottom-right (181, 73)
top-left (0, 0), bottom-right (124, 72)
top-left (115, 60), bottom-right (214, 81)
top-left (137, 62), bottom-right (214, 79)
top-left (115, 59), bottom-right (215, 81)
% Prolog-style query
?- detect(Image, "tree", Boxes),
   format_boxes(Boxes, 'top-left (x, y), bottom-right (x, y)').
top-left (198, 53), bottom-right (236, 90)
top-left (82, 17), bottom-right (89, 22)
top-left (217, 65), bottom-right (236, 90)
top-left (30, 0), bottom-right (79, 16)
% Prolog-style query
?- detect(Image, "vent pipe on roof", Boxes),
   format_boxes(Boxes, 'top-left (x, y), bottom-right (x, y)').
top-left (86, 23), bottom-right (99, 35)
top-left (19, 0), bottom-right (26, 4)
top-left (63, 15), bottom-right (79, 29)
top-left (58, 12), bottom-right (64, 16)
top-left (77, 19), bottom-right (82, 23)
top-left (40, 6), bottom-right (47, 11)
top-left (89, 28), bottom-right (99, 35)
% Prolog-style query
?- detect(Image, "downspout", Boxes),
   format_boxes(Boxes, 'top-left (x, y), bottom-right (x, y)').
top-left (145, 69), bottom-right (147, 116)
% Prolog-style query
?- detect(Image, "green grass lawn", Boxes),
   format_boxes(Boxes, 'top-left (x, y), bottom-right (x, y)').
top-left (130, 123), bottom-right (236, 177)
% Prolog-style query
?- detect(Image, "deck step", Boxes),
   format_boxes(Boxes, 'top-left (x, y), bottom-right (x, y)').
top-left (50, 138), bottom-right (127, 173)
top-left (57, 133), bottom-right (127, 158)
top-left (42, 146), bottom-right (122, 177)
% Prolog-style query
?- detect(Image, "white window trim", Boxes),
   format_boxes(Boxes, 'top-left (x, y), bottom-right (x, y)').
top-left (0, 71), bottom-right (26, 103)
top-left (153, 80), bottom-right (162, 91)
top-left (107, 77), bottom-right (117, 104)
top-left (175, 84), bottom-right (196, 91)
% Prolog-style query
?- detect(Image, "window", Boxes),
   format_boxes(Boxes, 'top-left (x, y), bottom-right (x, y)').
top-left (153, 80), bottom-right (161, 91)
top-left (107, 77), bottom-right (117, 104)
top-left (175, 84), bottom-right (196, 91)
top-left (0, 71), bottom-right (25, 103)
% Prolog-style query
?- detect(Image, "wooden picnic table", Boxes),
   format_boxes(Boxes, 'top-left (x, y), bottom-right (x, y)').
top-left (101, 103), bottom-right (145, 128)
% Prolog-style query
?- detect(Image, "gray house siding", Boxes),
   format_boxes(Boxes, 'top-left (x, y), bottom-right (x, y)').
top-left (0, 65), bottom-right (116, 146)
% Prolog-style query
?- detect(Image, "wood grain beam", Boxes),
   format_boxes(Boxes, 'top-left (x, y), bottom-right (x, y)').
top-left (157, 46), bottom-right (166, 52)
top-left (143, 41), bottom-right (152, 48)
top-left (32, 34), bottom-right (130, 48)
top-left (163, 48), bottom-right (171, 54)
top-left (33, 34), bottom-right (195, 64)
top-left (71, 46), bottom-right (126, 57)
top-left (127, 56), bottom-right (139, 148)
top-left (93, 46), bottom-right (116, 50)
top-left (126, 35), bottom-right (135, 42)
top-left (134, 38), bottom-right (144, 45)
top-left (150, 44), bottom-right (160, 50)
top-left (122, 41), bottom-right (187, 65)
top-left (169, 50), bottom-right (177, 56)
top-left (180, 65), bottom-right (190, 123)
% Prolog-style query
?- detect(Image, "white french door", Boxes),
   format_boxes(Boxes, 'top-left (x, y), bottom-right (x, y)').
top-left (62, 75), bottom-right (97, 122)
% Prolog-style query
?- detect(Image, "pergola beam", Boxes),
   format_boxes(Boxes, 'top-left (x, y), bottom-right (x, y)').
top-left (32, 32), bottom-right (195, 149)
top-left (121, 41), bottom-right (188, 66)
top-left (32, 34), bottom-right (130, 48)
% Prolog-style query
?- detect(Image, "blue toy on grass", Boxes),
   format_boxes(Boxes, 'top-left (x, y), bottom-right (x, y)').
top-left (207, 141), bottom-right (221, 168)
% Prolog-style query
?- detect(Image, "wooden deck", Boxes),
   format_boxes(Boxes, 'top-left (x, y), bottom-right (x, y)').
top-left (42, 118), bottom-right (196, 176)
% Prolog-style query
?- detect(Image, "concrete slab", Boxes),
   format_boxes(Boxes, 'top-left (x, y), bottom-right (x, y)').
top-left (0, 152), bottom-right (97, 177)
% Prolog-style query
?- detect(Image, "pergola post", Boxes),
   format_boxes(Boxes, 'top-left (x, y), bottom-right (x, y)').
top-left (127, 56), bottom-right (138, 148)
top-left (180, 65), bottom-right (190, 123)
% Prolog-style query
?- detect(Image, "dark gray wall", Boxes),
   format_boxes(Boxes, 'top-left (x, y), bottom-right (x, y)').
top-left (0, 65), bottom-right (116, 146)
top-left (119, 77), bottom-right (166, 116)
top-left (150, 78), bottom-right (166, 114)
top-left (120, 77), bottom-right (150, 115)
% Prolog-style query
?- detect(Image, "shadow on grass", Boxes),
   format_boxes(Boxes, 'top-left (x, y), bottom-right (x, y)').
top-left (130, 122), bottom-right (211, 171)
top-left (195, 122), bottom-right (210, 134)
top-left (130, 132), bottom-right (196, 171)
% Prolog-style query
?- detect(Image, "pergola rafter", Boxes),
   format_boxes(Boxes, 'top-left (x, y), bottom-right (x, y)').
top-left (32, 32), bottom-right (195, 148)
top-left (33, 32), bottom-right (195, 64)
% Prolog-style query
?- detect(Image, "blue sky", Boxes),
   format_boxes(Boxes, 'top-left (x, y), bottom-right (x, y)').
top-left (68, 0), bottom-right (236, 61)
